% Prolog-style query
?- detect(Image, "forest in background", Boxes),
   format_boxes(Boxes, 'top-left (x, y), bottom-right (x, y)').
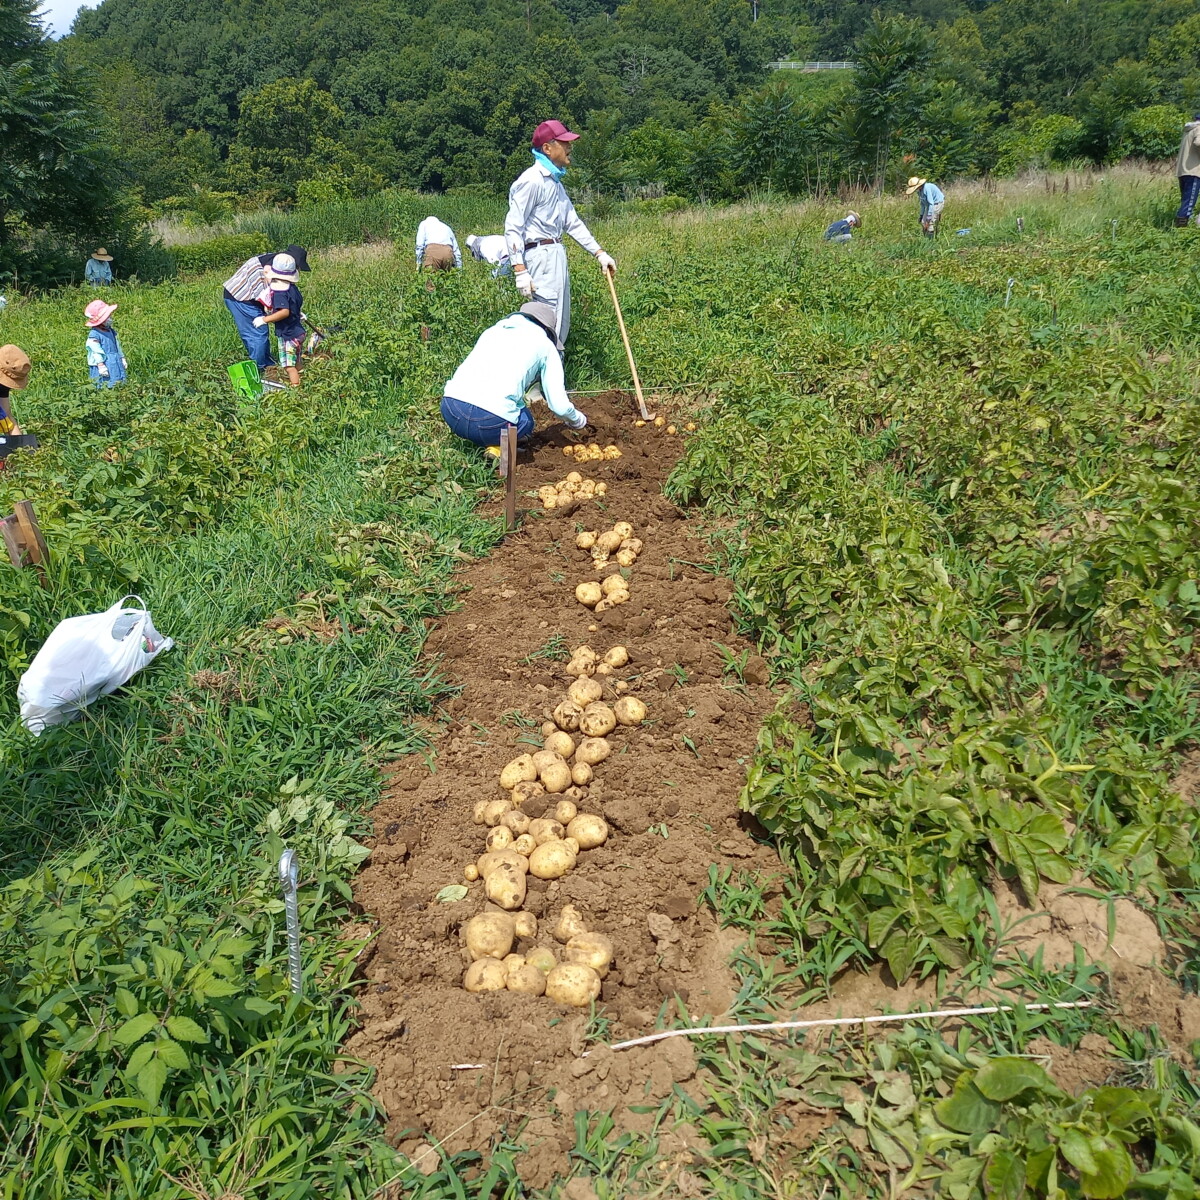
top-left (5, 0), bottom-right (1200, 282)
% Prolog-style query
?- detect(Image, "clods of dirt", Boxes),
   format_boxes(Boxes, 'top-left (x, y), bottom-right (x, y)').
top-left (346, 391), bottom-right (779, 1182)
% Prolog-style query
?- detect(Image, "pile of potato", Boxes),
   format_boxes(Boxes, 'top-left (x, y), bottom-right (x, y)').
top-left (574, 520), bottom-right (642, 611)
top-left (462, 904), bottom-right (612, 1006)
top-left (537, 472), bottom-right (608, 511)
top-left (561, 442), bottom-right (622, 464)
top-left (633, 417), bottom-right (696, 434)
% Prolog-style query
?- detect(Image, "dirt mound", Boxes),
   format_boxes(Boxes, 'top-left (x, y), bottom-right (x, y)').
top-left (347, 391), bottom-right (779, 1182)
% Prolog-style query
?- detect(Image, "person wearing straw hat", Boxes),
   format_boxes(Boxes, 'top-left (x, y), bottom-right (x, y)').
top-left (440, 301), bottom-right (588, 453)
top-left (823, 211), bottom-right (862, 243)
top-left (84, 299), bottom-right (127, 388)
top-left (85, 248), bottom-right (114, 286)
top-left (1173, 114), bottom-right (1200, 227)
top-left (252, 253), bottom-right (306, 386)
top-left (222, 244), bottom-right (311, 370)
top-left (906, 176), bottom-right (944, 237)
top-left (504, 119), bottom-right (616, 345)
top-left (0, 345), bottom-right (31, 444)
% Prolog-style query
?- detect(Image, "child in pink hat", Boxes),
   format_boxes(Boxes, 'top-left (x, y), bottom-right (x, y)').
top-left (85, 299), bottom-right (127, 388)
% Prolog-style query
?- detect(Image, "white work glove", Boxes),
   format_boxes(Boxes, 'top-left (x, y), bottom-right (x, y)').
top-left (568, 410), bottom-right (588, 430)
top-left (97, 363), bottom-right (109, 378)
top-left (515, 270), bottom-right (535, 298)
top-left (252, 316), bottom-right (267, 328)
top-left (596, 251), bottom-right (616, 274)
top-left (121, 358), bottom-right (128, 369)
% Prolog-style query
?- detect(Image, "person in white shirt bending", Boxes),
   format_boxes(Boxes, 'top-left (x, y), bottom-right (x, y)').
top-left (504, 119), bottom-right (615, 345)
top-left (466, 233), bottom-right (511, 276)
top-left (440, 302), bottom-right (588, 452)
top-left (415, 216), bottom-right (462, 271)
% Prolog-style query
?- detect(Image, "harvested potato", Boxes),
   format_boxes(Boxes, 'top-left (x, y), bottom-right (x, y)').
top-left (485, 864), bottom-right (526, 910)
top-left (544, 730), bottom-right (575, 759)
top-left (554, 799), bottom-right (578, 824)
top-left (579, 481), bottom-right (596, 498)
top-left (615, 681), bottom-right (629, 694)
top-left (477, 849), bottom-right (529, 878)
top-left (538, 485), bottom-right (556, 503)
top-left (553, 700), bottom-right (583, 732)
top-left (546, 963), bottom-right (601, 1006)
top-left (565, 654), bottom-right (593, 678)
top-left (529, 840), bottom-right (576, 880)
top-left (595, 482), bottom-right (608, 496)
top-left (532, 749), bottom-right (563, 775)
top-left (564, 837), bottom-right (580, 854)
top-left (575, 582), bottom-right (603, 608)
top-left (472, 800), bottom-right (489, 826)
top-left (511, 780), bottom-right (544, 806)
top-left (580, 702), bottom-right (617, 737)
top-left (604, 646), bottom-right (630, 668)
top-left (614, 696), bottom-right (648, 726)
top-left (593, 599), bottom-right (613, 613)
top-left (567, 814), bottom-right (609, 850)
top-left (543, 494), bottom-right (558, 509)
top-left (561, 446), bottom-right (574, 457)
top-left (503, 953), bottom-right (525, 970)
top-left (464, 960), bottom-right (508, 992)
top-left (620, 538), bottom-right (644, 556)
top-left (575, 737), bottom-right (611, 766)
top-left (464, 863), bottom-right (479, 882)
top-left (499, 754), bottom-right (537, 791)
top-left (667, 424), bottom-right (678, 435)
top-left (685, 422), bottom-right (697, 432)
top-left (609, 590), bottom-right (630, 606)
top-left (513, 833), bottom-right (536, 856)
top-left (529, 818), bottom-right (565, 845)
top-left (564, 785), bottom-right (588, 802)
top-left (526, 945), bottom-right (557, 974)
top-left (594, 662), bottom-right (613, 678)
top-left (500, 809), bottom-right (531, 836)
top-left (601, 575), bottom-right (628, 598)
top-left (540, 758), bottom-right (572, 794)
top-left (565, 471), bottom-right (583, 485)
top-left (555, 905), bottom-right (588, 943)
top-left (483, 798), bottom-right (514, 827)
top-left (603, 445), bottom-right (622, 460)
top-left (654, 416), bottom-right (665, 428)
top-left (463, 912), bottom-right (515, 960)
top-left (634, 419), bottom-right (646, 427)
top-left (485, 825), bottom-right (513, 851)
top-left (575, 531), bottom-right (597, 550)
top-left (540, 720), bottom-right (557, 737)
top-left (615, 549), bottom-right (637, 568)
top-left (568, 676), bottom-right (603, 706)
top-left (506, 963), bottom-right (547, 995)
top-left (612, 521), bottom-right (633, 540)
top-left (513, 912), bottom-right (538, 939)
top-left (596, 530), bottom-right (623, 554)
top-left (565, 932), bottom-right (615, 979)
top-left (571, 761), bottom-right (594, 787)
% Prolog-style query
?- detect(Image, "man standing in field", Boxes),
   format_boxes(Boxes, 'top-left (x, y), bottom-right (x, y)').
top-left (906, 176), bottom-right (944, 237)
top-left (222, 244), bottom-right (311, 370)
top-left (1174, 115), bottom-right (1200, 227)
top-left (504, 119), bottom-right (616, 345)
top-left (415, 216), bottom-right (462, 270)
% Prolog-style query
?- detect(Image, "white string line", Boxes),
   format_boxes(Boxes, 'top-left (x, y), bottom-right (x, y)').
top-left (448, 1000), bottom-right (1093, 1069)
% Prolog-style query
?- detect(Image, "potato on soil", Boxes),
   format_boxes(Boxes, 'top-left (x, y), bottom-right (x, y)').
top-left (543, 730), bottom-right (575, 759)
top-left (553, 700), bottom-right (584, 731)
top-left (595, 482), bottom-right (608, 496)
top-left (526, 945), bottom-right (557, 974)
top-left (566, 813), bottom-right (609, 850)
top-left (575, 737), bottom-right (611, 765)
top-left (571, 761), bottom-right (594, 787)
top-left (464, 959), bottom-right (509, 992)
top-left (620, 538), bottom-right (643, 555)
top-left (529, 840), bottom-right (576, 879)
top-left (503, 953), bottom-right (525, 970)
top-left (615, 549), bottom-right (637, 568)
top-left (685, 421), bottom-right (696, 431)
top-left (499, 754), bottom-right (537, 791)
top-left (667, 424), bottom-right (678, 435)
top-left (614, 696), bottom-right (648, 726)
top-left (477, 849), bottom-right (528, 878)
top-left (564, 785), bottom-right (588, 802)
top-left (654, 416), bottom-right (665, 428)
top-left (500, 809), bottom-right (530, 836)
top-left (513, 833), bottom-right (536, 856)
top-left (483, 798), bottom-right (514, 826)
top-left (600, 575), bottom-right (628, 598)
top-left (603, 445), bottom-right (622, 460)
top-left (609, 590), bottom-right (630, 605)
top-left (568, 676), bottom-right (603, 706)
top-left (511, 780), bottom-right (545, 806)
top-left (539, 758), bottom-right (572, 794)
top-left (463, 912), bottom-right (516, 961)
top-left (554, 799), bottom-right (578, 824)
top-left (580, 702), bottom-right (617, 737)
top-left (463, 863), bottom-right (479, 882)
top-left (485, 865), bottom-right (526, 910)
top-left (565, 654), bottom-right (594, 678)
top-left (565, 932), bottom-right (615, 978)
top-left (472, 800), bottom-right (489, 825)
top-left (594, 662), bottom-right (613, 678)
top-left (593, 598), bottom-right (612, 613)
top-left (543, 494), bottom-right (558, 509)
top-left (554, 905), bottom-right (588, 944)
top-left (564, 836), bottom-right (580, 854)
top-left (575, 531), bottom-right (597, 550)
top-left (540, 720), bottom-right (557, 737)
top-left (575, 582), bottom-right (603, 608)
top-left (513, 912), bottom-right (537, 939)
top-left (506, 963), bottom-right (547, 995)
top-left (485, 825), bottom-right (513, 851)
top-left (596, 530), bottom-right (623, 554)
top-left (529, 818), bottom-right (565, 845)
top-left (604, 646), bottom-right (629, 668)
top-left (612, 521), bottom-right (633, 540)
top-left (545, 962), bottom-right (602, 1006)
top-left (537, 486), bottom-right (556, 503)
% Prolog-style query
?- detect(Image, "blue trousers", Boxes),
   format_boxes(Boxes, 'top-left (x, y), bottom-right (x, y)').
top-left (440, 396), bottom-right (534, 447)
top-left (225, 295), bottom-right (275, 369)
top-left (1176, 177), bottom-right (1200, 225)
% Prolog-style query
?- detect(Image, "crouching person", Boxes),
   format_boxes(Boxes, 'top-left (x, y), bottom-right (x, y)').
top-left (440, 302), bottom-right (587, 452)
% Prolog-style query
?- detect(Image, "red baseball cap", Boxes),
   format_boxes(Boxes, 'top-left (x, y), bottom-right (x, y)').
top-left (532, 119), bottom-right (580, 148)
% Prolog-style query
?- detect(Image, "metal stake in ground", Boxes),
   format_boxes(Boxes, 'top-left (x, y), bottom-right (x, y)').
top-left (604, 270), bottom-right (653, 422)
top-left (278, 849), bottom-right (303, 998)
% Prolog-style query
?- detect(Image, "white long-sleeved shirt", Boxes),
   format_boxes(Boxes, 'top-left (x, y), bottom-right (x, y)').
top-left (504, 162), bottom-right (600, 269)
top-left (469, 234), bottom-right (511, 273)
top-left (443, 315), bottom-right (581, 426)
top-left (415, 217), bottom-right (461, 267)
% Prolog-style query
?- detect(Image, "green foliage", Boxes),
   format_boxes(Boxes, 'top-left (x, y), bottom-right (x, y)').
top-left (170, 231), bottom-right (269, 274)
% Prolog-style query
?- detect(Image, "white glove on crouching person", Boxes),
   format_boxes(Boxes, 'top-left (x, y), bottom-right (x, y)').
top-left (596, 250), bottom-right (616, 274)
top-left (515, 269), bottom-right (535, 298)
top-left (568, 410), bottom-right (588, 430)
top-left (252, 316), bottom-right (267, 328)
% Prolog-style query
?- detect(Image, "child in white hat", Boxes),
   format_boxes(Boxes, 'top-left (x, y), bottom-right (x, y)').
top-left (252, 253), bottom-right (305, 386)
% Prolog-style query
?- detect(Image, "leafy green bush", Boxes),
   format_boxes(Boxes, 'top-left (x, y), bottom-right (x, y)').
top-left (1122, 105), bottom-right (1189, 160)
top-left (170, 232), bottom-right (269, 274)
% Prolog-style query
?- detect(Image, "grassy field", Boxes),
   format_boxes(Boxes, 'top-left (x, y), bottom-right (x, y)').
top-left (1, 169), bottom-right (1198, 1198)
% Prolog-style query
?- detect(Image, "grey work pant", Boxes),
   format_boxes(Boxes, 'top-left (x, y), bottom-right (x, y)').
top-left (525, 242), bottom-right (571, 344)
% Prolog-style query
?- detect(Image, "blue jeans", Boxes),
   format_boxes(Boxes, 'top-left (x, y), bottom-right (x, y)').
top-left (1176, 177), bottom-right (1200, 225)
top-left (224, 295), bottom-right (275, 369)
top-left (440, 396), bottom-right (534, 447)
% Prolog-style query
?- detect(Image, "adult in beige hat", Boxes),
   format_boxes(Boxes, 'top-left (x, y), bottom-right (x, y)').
top-left (906, 176), bottom-right (944, 237)
top-left (85, 247), bottom-right (114, 286)
top-left (0, 345), bottom-right (31, 441)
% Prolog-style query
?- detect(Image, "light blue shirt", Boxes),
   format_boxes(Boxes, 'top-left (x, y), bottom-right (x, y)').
top-left (85, 258), bottom-right (112, 285)
top-left (415, 216), bottom-right (461, 268)
top-left (918, 182), bottom-right (944, 215)
top-left (443, 315), bottom-right (581, 425)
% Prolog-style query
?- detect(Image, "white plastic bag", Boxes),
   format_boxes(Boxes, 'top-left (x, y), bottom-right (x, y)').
top-left (18, 595), bottom-right (174, 735)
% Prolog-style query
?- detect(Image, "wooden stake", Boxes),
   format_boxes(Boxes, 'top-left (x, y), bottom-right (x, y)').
top-left (3, 499), bottom-right (49, 585)
top-left (604, 270), bottom-right (652, 421)
top-left (498, 425), bottom-right (518, 531)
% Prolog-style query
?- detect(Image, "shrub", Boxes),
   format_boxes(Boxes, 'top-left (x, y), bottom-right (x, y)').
top-left (1121, 104), bottom-right (1189, 160)
top-left (170, 232), bottom-right (269, 274)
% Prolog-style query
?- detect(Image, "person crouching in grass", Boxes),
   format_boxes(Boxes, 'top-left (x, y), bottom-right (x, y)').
top-left (253, 253), bottom-right (305, 386)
